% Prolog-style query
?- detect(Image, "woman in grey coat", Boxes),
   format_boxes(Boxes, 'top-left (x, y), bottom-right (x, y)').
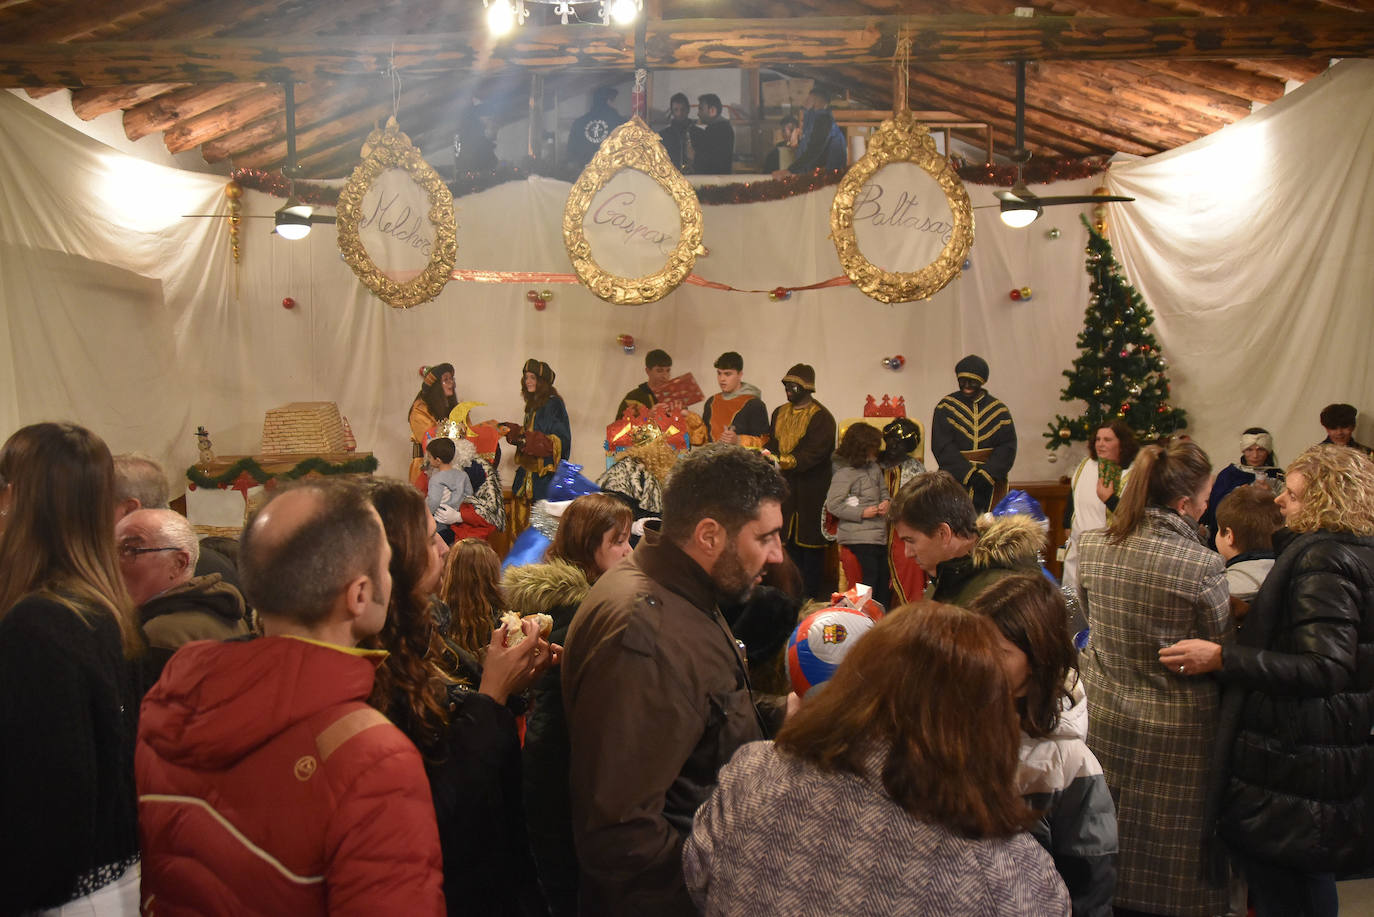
top-left (825, 424), bottom-right (891, 605)
top-left (1077, 439), bottom-right (1230, 916)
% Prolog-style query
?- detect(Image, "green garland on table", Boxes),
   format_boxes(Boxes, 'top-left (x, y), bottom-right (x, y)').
top-left (186, 455), bottom-right (379, 489)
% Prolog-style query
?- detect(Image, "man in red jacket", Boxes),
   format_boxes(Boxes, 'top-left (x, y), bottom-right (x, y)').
top-left (136, 480), bottom-right (445, 916)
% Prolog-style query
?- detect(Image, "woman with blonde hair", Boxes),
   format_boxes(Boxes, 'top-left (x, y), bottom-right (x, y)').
top-left (1164, 444), bottom-right (1374, 917)
top-left (1076, 438), bottom-right (1230, 916)
top-left (683, 602), bottom-right (1069, 915)
top-left (0, 422), bottom-right (143, 913)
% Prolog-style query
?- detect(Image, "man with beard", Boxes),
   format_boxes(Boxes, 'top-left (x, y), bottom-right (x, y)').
top-left (658, 92), bottom-right (694, 172)
top-left (561, 444), bottom-right (788, 917)
top-left (930, 354), bottom-right (1017, 514)
top-left (768, 363), bottom-right (836, 599)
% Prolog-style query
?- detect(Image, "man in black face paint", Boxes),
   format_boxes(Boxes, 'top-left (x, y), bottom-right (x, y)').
top-left (766, 364), bottom-right (836, 599)
top-left (930, 354), bottom-right (1017, 514)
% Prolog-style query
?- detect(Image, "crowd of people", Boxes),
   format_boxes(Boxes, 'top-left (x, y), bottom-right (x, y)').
top-left (2, 384), bottom-right (1372, 915)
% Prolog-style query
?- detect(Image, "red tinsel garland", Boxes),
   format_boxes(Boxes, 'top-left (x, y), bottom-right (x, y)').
top-left (233, 153), bottom-right (1110, 211)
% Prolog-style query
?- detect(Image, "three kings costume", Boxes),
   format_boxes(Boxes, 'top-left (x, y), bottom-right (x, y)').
top-left (931, 356), bottom-right (1017, 514)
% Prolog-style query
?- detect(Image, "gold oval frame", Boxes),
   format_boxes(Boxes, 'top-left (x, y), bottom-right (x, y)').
top-left (562, 117), bottom-right (703, 305)
top-left (336, 117), bottom-right (457, 309)
top-left (830, 111), bottom-right (974, 304)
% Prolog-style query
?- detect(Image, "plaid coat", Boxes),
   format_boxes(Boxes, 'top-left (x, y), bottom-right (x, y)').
top-left (1078, 508), bottom-right (1230, 916)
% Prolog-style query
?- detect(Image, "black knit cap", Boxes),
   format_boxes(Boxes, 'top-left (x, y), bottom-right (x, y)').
top-left (781, 363), bottom-right (816, 392)
top-left (955, 354), bottom-right (988, 386)
top-left (714, 351), bottom-right (743, 371)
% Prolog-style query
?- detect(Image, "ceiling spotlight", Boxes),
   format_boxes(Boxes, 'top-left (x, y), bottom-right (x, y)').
top-left (486, 0), bottom-right (517, 35)
top-left (608, 0), bottom-right (639, 25)
top-left (999, 201), bottom-right (1042, 228)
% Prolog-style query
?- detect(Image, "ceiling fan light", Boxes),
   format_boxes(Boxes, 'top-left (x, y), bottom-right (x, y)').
top-left (999, 202), bottom-right (1042, 229)
top-left (280, 200), bottom-right (313, 219)
top-left (274, 210), bottom-right (312, 240)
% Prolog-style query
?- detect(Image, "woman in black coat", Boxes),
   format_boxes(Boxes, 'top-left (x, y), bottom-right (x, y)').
top-left (0, 423), bottom-right (144, 914)
top-left (1162, 444), bottom-right (1374, 917)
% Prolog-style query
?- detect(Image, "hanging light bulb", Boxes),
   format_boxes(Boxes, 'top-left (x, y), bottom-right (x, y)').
top-left (486, 0), bottom-right (516, 35)
top-left (999, 201), bottom-right (1042, 228)
top-left (608, 0), bottom-right (639, 25)
top-left (273, 198), bottom-right (313, 240)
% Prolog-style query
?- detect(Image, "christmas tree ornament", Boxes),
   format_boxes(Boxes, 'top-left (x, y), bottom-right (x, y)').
top-left (1047, 452), bottom-right (1058, 463)
top-left (768, 287), bottom-right (792, 302)
top-left (1120, 403), bottom-right (1131, 413)
top-left (1009, 288), bottom-right (1022, 301)
top-left (962, 258), bottom-right (972, 271)
top-left (1059, 427), bottom-right (1071, 439)
top-left (881, 355), bottom-right (906, 371)
top-left (1020, 286), bottom-right (1033, 300)
top-left (282, 296), bottom-right (296, 309)
top-left (1046, 227), bottom-right (1061, 240)
top-left (616, 333), bottom-right (636, 354)
top-left (1130, 384), bottom-right (1142, 396)
top-left (526, 289), bottom-right (548, 311)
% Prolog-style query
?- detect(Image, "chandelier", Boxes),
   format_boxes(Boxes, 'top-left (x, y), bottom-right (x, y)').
top-left (482, 0), bottom-right (642, 34)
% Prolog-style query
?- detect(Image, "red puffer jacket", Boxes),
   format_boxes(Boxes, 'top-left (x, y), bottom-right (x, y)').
top-left (136, 636), bottom-right (445, 916)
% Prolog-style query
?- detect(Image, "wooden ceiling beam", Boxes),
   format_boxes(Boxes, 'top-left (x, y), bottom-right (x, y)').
top-left (1, 13), bottom-right (1371, 87)
top-left (6, 0), bottom-right (182, 44)
top-left (199, 81), bottom-right (379, 163)
top-left (69, 82), bottom-right (189, 120)
top-left (814, 63), bottom-right (1130, 155)
top-left (242, 78), bottom-right (463, 174)
top-left (122, 82), bottom-right (268, 140)
top-left (163, 82), bottom-right (324, 154)
top-left (907, 65), bottom-right (1177, 154)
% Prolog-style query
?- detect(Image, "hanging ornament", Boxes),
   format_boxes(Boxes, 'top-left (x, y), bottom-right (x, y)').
top-left (1058, 427), bottom-right (1071, 439)
top-left (881, 355), bottom-right (906, 371)
top-left (225, 180), bottom-right (243, 265)
top-left (1009, 289), bottom-right (1022, 301)
top-left (1019, 286), bottom-right (1033, 300)
top-left (768, 286), bottom-right (792, 302)
top-left (281, 296), bottom-right (296, 310)
top-left (1138, 316), bottom-right (1149, 327)
top-left (526, 289), bottom-right (548, 311)
top-left (962, 258), bottom-right (972, 271)
top-left (1120, 403), bottom-right (1131, 413)
top-left (1158, 404), bottom-right (1169, 413)
top-left (1046, 227), bottom-right (1061, 240)
top-left (616, 333), bottom-right (636, 354)
top-left (1129, 384), bottom-right (1143, 396)
top-left (1047, 452), bottom-right (1058, 464)
top-left (1092, 387), bottom-right (1103, 396)
top-left (1119, 349), bottom-right (1129, 358)
top-left (1112, 317), bottom-right (1124, 327)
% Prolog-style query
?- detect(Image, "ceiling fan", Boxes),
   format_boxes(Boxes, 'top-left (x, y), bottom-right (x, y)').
top-left (183, 81), bottom-right (336, 240)
top-left (984, 61), bottom-right (1134, 228)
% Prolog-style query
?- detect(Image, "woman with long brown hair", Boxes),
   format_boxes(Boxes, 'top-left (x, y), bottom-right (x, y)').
top-left (970, 573), bottom-right (1118, 916)
top-left (438, 537), bottom-right (507, 660)
top-left (0, 422), bottom-right (143, 913)
top-left (1164, 444), bottom-right (1374, 917)
top-left (683, 602), bottom-right (1070, 916)
top-left (1076, 439), bottom-right (1229, 916)
top-left (504, 491), bottom-right (633, 917)
top-left (363, 479), bottom-right (551, 917)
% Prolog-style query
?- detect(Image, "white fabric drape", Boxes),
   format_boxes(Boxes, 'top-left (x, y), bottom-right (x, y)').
top-left (2, 61), bottom-right (1371, 495)
top-left (1104, 59), bottom-right (1374, 471)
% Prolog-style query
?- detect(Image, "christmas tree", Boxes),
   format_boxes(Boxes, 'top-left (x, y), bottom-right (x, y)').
top-left (1045, 216), bottom-right (1187, 451)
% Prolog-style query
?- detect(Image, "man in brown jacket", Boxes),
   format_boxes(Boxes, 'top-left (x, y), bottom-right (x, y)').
top-left (562, 444), bottom-right (788, 917)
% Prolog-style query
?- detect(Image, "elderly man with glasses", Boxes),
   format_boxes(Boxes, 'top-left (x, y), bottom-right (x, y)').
top-left (116, 508), bottom-right (248, 678)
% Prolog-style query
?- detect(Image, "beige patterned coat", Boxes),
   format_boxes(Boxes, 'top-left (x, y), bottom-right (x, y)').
top-left (1078, 508), bottom-right (1230, 916)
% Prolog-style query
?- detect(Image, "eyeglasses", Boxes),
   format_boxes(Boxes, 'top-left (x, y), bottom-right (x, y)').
top-left (118, 544), bottom-right (180, 559)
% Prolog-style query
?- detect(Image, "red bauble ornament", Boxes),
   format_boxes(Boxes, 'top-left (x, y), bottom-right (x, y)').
top-left (1119, 349), bottom-right (1128, 358)
top-left (281, 297), bottom-right (296, 309)
top-left (1009, 289), bottom-right (1022, 301)
top-left (526, 289), bottom-right (548, 311)
top-left (1120, 403), bottom-right (1131, 413)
